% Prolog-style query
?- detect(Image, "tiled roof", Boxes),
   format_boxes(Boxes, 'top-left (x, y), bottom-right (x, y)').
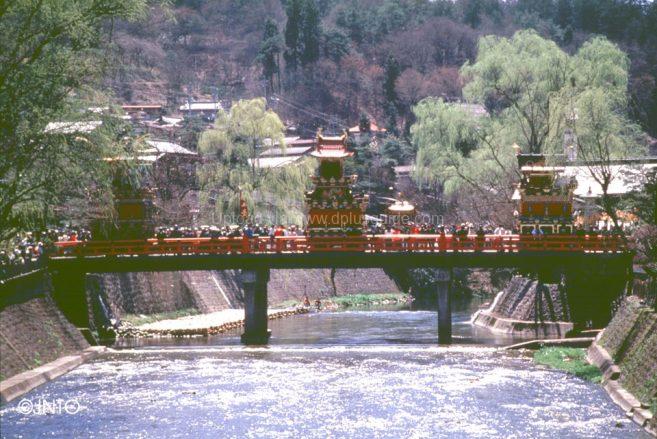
top-left (145, 140), bottom-right (197, 155)
top-left (248, 156), bottom-right (305, 168)
top-left (259, 146), bottom-right (313, 157)
top-left (179, 102), bottom-right (222, 111)
top-left (45, 121), bottom-right (103, 134)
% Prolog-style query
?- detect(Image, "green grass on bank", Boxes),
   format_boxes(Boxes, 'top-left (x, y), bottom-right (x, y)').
top-left (534, 347), bottom-right (602, 383)
top-left (121, 308), bottom-right (199, 326)
top-left (331, 293), bottom-right (409, 308)
top-left (273, 293), bottom-right (410, 309)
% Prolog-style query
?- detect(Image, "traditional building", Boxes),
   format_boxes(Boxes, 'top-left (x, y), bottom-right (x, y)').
top-left (179, 101), bottom-right (222, 121)
top-left (305, 131), bottom-right (368, 236)
top-left (121, 104), bottom-right (164, 120)
top-left (248, 136), bottom-right (315, 169)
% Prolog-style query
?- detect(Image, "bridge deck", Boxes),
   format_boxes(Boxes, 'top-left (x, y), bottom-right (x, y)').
top-left (49, 234), bottom-right (631, 272)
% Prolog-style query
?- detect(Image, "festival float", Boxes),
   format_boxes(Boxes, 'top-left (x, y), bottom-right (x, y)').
top-left (305, 130), bottom-right (368, 236)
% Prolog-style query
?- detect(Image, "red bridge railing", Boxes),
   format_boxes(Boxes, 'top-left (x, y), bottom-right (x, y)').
top-left (53, 234), bottom-right (627, 257)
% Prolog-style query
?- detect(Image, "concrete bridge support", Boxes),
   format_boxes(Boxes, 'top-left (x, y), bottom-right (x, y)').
top-left (240, 268), bottom-right (271, 345)
top-left (50, 269), bottom-right (89, 329)
top-left (50, 269), bottom-right (101, 345)
top-left (564, 256), bottom-right (631, 329)
top-left (437, 268), bottom-right (452, 345)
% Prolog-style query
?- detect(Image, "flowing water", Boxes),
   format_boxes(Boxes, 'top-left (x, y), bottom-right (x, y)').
top-left (0, 310), bottom-right (650, 438)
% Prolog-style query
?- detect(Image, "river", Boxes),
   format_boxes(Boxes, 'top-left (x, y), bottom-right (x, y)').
top-left (0, 309), bottom-right (650, 438)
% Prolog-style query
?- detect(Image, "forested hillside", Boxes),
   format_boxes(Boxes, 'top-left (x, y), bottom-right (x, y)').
top-left (106, 0), bottom-right (657, 137)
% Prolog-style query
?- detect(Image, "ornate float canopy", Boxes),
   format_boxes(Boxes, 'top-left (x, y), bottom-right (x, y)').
top-left (387, 200), bottom-right (415, 215)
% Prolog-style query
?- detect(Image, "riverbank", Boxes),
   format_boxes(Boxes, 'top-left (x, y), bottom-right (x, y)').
top-left (528, 297), bottom-right (656, 436)
top-left (0, 292), bottom-right (89, 382)
top-left (120, 308), bottom-right (199, 326)
top-left (274, 292), bottom-right (411, 311)
top-left (116, 292), bottom-right (410, 338)
top-left (0, 346), bottom-right (107, 404)
top-left (588, 297), bottom-right (657, 435)
top-left (116, 307), bottom-right (309, 338)
top-left (90, 269), bottom-right (403, 319)
top-left (472, 276), bottom-right (574, 338)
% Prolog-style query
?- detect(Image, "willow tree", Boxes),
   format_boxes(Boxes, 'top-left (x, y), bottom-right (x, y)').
top-left (413, 30), bottom-right (645, 224)
top-left (564, 37), bottom-right (642, 230)
top-left (570, 87), bottom-right (643, 230)
top-left (412, 98), bottom-right (518, 223)
top-left (460, 30), bottom-right (570, 154)
top-left (198, 98), bottom-right (315, 226)
top-left (0, 0), bottom-right (148, 243)
top-left (413, 99), bottom-right (479, 191)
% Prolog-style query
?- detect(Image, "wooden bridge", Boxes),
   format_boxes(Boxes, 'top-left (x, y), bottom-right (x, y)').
top-left (46, 234), bottom-right (630, 345)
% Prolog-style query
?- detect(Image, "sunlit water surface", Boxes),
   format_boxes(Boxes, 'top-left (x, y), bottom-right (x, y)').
top-left (1, 310), bottom-right (649, 438)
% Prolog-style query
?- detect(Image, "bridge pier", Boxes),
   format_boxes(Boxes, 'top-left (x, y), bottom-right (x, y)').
top-left (50, 269), bottom-right (89, 329)
top-left (437, 268), bottom-right (452, 345)
top-left (240, 268), bottom-right (271, 345)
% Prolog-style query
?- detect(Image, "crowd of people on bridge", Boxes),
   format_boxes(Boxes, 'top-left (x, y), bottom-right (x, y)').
top-left (2, 220), bottom-right (622, 281)
top-left (153, 222), bottom-right (622, 240)
top-left (154, 224), bottom-right (305, 240)
top-left (152, 222), bottom-right (518, 240)
top-left (0, 226), bottom-right (91, 281)
top-left (368, 222), bottom-right (514, 237)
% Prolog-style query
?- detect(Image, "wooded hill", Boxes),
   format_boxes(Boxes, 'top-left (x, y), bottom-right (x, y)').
top-left (106, 0), bottom-right (657, 138)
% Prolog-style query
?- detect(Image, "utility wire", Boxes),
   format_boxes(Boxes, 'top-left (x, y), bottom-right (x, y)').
top-left (270, 94), bottom-right (348, 131)
top-left (273, 93), bottom-right (347, 124)
top-left (271, 96), bottom-right (332, 124)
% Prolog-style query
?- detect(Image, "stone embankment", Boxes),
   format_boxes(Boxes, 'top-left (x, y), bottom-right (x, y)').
top-left (472, 276), bottom-right (573, 337)
top-left (0, 346), bottom-right (107, 404)
top-left (587, 297), bottom-right (656, 436)
top-left (0, 294), bottom-right (89, 381)
top-left (117, 307), bottom-right (310, 338)
top-left (89, 269), bottom-right (402, 322)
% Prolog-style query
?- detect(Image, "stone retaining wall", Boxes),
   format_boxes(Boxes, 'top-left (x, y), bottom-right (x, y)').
top-left (268, 268), bottom-right (401, 304)
top-left (0, 295), bottom-right (89, 381)
top-left (472, 275), bottom-right (573, 337)
top-left (86, 272), bottom-right (197, 319)
top-left (593, 297), bottom-right (657, 434)
top-left (91, 269), bottom-right (402, 319)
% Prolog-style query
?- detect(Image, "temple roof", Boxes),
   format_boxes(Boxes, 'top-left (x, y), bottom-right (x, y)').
top-left (310, 131), bottom-right (353, 159)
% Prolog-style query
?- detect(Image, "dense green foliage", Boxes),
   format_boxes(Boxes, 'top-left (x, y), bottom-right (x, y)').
top-left (0, 0), bottom-right (148, 243)
top-left (284, 0), bottom-right (321, 70)
top-left (197, 98), bottom-right (315, 225)
top-left (329, 293), bottom-right (409, 308)
top-left (273, 293), bottom-right (410, 309)
top-left (343, 134), bottom-right (401, 214)
top-left (258, 19), bottom-right (284, 92)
